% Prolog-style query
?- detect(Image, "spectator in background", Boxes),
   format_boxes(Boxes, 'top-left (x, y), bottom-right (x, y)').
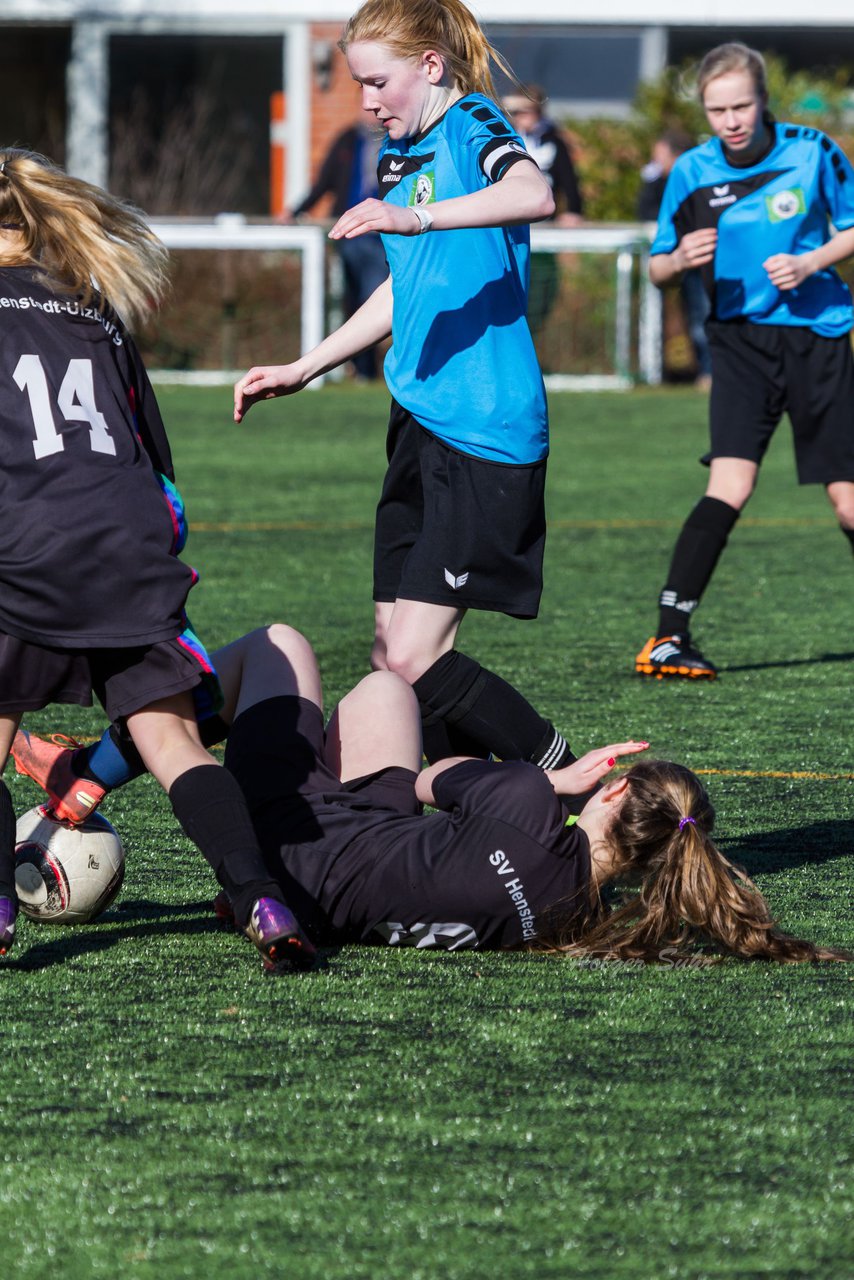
top-left (501, 85), bottom-right (584, 353)
top-left (638, 130), bottom-right (713, 391)
top-left (286, 121), bottom-right (389, 380)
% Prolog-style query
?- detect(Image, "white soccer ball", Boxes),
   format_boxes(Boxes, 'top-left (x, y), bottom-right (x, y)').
top-left (14, 805), bottom-right (125, 925)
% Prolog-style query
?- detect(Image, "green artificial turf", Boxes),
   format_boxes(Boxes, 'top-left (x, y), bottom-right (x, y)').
top-left (1, 386), bottom-right (851, 1279)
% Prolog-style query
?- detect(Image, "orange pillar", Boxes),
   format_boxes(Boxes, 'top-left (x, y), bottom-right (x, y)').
top-left (270, 91), bottom-right (287, 217)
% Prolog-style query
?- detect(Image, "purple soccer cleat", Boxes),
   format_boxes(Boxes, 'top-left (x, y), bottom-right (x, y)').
top-left (0, 896), bottom-right (17, 957)
top-left (243, 897), bottom-right (317, 974)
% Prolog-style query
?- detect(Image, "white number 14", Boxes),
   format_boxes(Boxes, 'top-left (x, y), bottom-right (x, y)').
top-left (13, 354), bottom-right (117, 459)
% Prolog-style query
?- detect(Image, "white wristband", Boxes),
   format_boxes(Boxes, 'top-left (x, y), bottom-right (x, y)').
top-left (411, 204), bottom-right (434, 234)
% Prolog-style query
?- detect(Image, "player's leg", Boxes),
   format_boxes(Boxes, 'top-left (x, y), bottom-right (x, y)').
top-left (382, 597), bottom-right (574, 769)
top-left (826, 481), bottom-right (854, 555)
top-left (637, 321), bottom-right (782, 679)
top-left (786, 329), bottom-right (854, 563)
top-left (11, 620), bottom-right (232, 822)
top-left (0, 712), bottom-right (21, 955)
top-left (374, 409), bottom-right (573, 767)
top-left (325, 669), bottom-right (422, 781)
top-left (126, 690), bottom-right (315, 972)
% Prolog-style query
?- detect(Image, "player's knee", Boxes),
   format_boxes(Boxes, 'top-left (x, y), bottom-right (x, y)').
top-left (265, 622), bottom-right (310, 659)
top-left (383, 643), bottom-right (435, 685)
top-left (826, 488), bottom-right (854, 527)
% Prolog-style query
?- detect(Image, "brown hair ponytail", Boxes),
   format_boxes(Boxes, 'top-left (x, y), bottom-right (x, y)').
top-left (0, 148), bottom-right (167, 329)
top-left (539, 760), bottom-right (849, 964)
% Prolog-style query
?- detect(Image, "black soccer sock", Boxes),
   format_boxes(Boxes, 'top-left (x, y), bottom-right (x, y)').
top-left (841, 525), bottom-right (854, 556)
top-left (168, 764), bottom-right (282, 928)
top-left (412, 651), bottom-right (574, 769)
top-left (0, 779), bottom-right (17, 899)
top-left (657, 496), bottom-right (740, 637)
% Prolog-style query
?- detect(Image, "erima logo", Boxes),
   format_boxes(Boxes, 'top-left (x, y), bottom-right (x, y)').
top-left (444, 569), bottom-right (469, 590)
top-left (389, 160), bottom-right (404, 171)
top-left (709, 183), bottom-right (737, 208)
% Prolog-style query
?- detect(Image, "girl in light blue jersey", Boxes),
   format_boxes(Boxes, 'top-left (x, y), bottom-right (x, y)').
top-left (635, 42), bottom-right (854, 680)
top-left (235, 0), bottom-right (582, 778)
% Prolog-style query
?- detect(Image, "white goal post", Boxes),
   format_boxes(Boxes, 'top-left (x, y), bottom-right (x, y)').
top-left (147, 217), bottom-right (661, 389)
top-left (149, 217), bottom-right (328, 386)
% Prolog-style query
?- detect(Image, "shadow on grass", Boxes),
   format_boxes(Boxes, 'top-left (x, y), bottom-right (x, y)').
top-left (722, 820), bottom-right (853, 875)
top-left (721, 649), bottom-right (854, 674)
top-left (3, 898), bottom-right (333, 973)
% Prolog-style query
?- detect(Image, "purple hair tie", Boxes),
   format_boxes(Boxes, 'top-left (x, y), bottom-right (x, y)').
top-left (678, 816), bottom-right (696, 831)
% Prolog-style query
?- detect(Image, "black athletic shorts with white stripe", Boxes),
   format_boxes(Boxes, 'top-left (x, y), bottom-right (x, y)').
top-left (706, 321), bottom-right (854, 483)
top-left (373, 401), bottom-right (547, 619)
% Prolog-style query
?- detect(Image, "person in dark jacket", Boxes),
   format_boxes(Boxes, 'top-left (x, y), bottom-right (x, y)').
top-left (287, 122), bottom-right (389, 380)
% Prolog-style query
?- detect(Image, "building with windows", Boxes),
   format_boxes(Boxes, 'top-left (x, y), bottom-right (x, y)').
top-left (2, 1), bottom-right (853, 215)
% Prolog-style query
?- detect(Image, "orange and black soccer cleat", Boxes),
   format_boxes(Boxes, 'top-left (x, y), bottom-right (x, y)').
top-left (635, 635), bottom-right (717, 680)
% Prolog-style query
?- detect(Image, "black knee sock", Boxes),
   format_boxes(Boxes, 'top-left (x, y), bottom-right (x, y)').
top-left (0, 779), bottom-right (17, 900)
top-left (412, 651), bottom-right (574, 769)
top-left (168, 764), bottom-right (282, 927)
top-left (657, 496), bottom-right (740, 636)
top-left (841, 525), bottom-right (854, 556)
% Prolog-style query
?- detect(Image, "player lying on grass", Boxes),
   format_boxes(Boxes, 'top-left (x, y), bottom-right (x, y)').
top-left (0, 149), bottom-right (313, 973)
top-left (12, 625), bottom-right (849, 964)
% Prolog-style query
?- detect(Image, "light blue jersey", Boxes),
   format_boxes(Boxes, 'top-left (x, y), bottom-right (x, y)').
top-left (653, 123), bottom-right (854, 337)
top-left (378, 94), bottom-right (548, 464)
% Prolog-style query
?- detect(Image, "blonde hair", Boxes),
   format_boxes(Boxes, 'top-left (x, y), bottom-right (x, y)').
top-left (0, 148), bottom-right (168, 329)
top-left (697, 42), bottom-right (768, 104)
top-left (538, 760), bottom-right (850, 964)
top-left (339, 0), bottom-right (514, 100)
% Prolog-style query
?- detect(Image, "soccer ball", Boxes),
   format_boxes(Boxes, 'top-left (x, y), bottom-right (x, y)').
top-left (14, 806), bottom-right (125, 925)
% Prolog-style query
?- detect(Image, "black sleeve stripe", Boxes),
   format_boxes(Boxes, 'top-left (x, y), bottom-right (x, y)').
top-left (785, 127), bottom-right (799, 138)
top-left (480, 140), bottom-right (535, 183)
top-left (472, 107), bottom-right (496, 122)
top-left (821, 136), bottom-right (832, 151)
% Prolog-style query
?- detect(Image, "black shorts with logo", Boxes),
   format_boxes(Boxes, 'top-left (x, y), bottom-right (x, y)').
top-left (706, 321), bottom-right (854, 483)
top-left (373, 402), bottom-right (547, 619)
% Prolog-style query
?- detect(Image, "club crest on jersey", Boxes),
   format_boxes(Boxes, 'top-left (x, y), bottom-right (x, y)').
top-left (444, 568), bottom-right (469, 590)
top-left (766, 187), bottom-right (806, 222)
top-left (410, 171), bottom-right (436, 207)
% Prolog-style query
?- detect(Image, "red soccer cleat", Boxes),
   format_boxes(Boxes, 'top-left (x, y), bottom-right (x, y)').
top-left (11, 730), bottom-right (107, 824)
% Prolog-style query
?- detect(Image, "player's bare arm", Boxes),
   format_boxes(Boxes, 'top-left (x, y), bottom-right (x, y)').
top-left (329, 160), bottom-right (554, 241)
top-left (234, 277), bottom-right (394, 421)
top-left (764, 225), bottom-right (854, 291)
top-left (650, 228), bottom-right (718, 287)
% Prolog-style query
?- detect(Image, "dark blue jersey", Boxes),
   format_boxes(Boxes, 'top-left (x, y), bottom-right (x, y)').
top-left (652, 124), bottom-right (854, 336)
top-left (378, 94), bottom-right (548, 463)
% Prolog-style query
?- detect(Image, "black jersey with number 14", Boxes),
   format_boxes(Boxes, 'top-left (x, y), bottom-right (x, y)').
top-left (0, 266), bottom-right (196, 649)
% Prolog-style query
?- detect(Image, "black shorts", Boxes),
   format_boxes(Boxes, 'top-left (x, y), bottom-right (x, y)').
top-left (0, 631), bottom-right (213, 721)
top-left (225, 696), bottom-right (419, 823)
top-left (224, 696), bottom-right (420, 937)
top-left (373, 402), bottom-right (547, 619)
top-left (706, 321), bottom-right (854, 483)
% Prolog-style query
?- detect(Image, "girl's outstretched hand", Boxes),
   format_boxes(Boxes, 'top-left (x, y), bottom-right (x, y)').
top-left (234, 363), bottom-right (309, 422)
top-left (546, 742), bottom-right (649, 796)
